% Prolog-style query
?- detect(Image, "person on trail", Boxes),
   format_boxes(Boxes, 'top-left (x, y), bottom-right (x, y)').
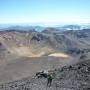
top-left (47, 74), bottom-right (53, 87)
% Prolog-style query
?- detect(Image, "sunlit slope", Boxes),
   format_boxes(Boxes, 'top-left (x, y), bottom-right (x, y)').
top-left (48, 52), bottom-right (69, 58)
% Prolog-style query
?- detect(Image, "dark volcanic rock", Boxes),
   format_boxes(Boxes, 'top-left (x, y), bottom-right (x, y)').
top-left (0, 60), bottom-right (90, 90)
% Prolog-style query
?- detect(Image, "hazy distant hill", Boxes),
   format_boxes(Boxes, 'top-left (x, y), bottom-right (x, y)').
top-left (0, 24), bottom-right (90, 31)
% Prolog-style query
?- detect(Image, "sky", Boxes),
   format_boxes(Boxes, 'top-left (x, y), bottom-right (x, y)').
top-left (0, 0), bottom-right (90, 25)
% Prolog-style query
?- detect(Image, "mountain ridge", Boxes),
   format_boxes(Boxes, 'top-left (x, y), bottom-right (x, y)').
top-left (0, 28), bottom-right (90, 84)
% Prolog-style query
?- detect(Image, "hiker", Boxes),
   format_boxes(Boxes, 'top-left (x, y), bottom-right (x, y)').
top-left (47, 74), bottom-right (53, 87)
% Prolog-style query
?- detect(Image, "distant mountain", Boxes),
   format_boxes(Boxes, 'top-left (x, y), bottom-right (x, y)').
top-left (81, 24), bottom-right (90, 29)
top-left (61, 24), bottom-right (81, 30)
top-left (0, 24), bottom-right (90, 32)
top-left (0, 24), bottom-right (45, 32)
